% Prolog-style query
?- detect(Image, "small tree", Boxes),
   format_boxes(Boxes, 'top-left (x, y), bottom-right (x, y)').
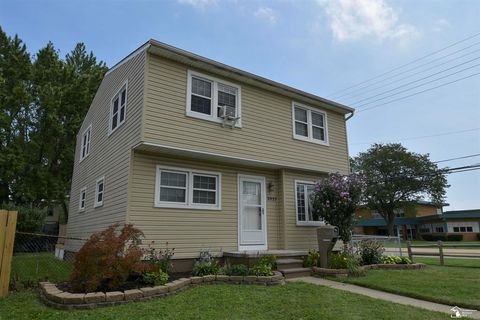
top-left (311, 173), bottom-right (365, 245)
top-left (351, 143), bottom-right (448, 236)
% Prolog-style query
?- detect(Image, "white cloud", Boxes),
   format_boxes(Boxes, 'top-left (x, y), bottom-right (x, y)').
top-left (177, 0), bottom-right (217, 9)
top-left (318, 0), bottom-right (418, 41)
top-left (432, 18), bottom-right (451, 32)
top-left (254, 7), bottom-right (277, 25)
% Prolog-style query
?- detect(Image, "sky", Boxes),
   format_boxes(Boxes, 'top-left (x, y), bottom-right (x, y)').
top-left (1, 0), bottom-right (479, 210)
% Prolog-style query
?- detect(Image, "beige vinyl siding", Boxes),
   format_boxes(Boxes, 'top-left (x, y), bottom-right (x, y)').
top-left (143, 54), bottom-right (349, 174)
top-left (129, 151), bottom-right (282, 259)
top-left (66, 51), bottom-right (146, 251)
top-left (282, 169), bottom-right (328, 250)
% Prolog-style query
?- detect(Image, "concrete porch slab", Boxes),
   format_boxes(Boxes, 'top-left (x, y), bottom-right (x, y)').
top-left (223, 250), bottom-right (308, 258)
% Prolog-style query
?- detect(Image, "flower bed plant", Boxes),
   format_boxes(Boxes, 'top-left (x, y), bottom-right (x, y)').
top-left (381, 255), bottom-right (412, 265)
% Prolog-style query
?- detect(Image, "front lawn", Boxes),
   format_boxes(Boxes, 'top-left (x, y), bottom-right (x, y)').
top-left (0, 283), bottom-right (447, 320)
top-left (337, 259), bottom-right (480, 309)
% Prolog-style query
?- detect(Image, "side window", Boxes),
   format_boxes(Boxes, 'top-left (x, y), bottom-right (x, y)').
top-left (79, 187), bottom-right (87, 211)
top-left (292, 102), bottom-right (328, 145)
top-left (109, 83), bottom-right (127, 134)
top-left (94, 177), bottom-right (105, 207)
top-left (295, 181), bottom-right (322, 225)
top-left (80, 125), bottom-right (92, 161)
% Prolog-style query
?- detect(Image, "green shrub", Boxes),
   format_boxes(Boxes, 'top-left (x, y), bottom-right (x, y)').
top-left (421, 234), bottom-right (447, 241)
top-left (381, 255), bottom-right (412, 264)
top-left (192, 250), bottom-right (220, 276)
top-left (144, 241), bottom-right (175, 274)
top-left (249, 256), bottom-right (275, 276)
top-left (0, 204), bottom-right (47, 232)
top-left (358, 240), bottom-right (384, 265)
top-left (225, 264), bottom-right (249, 276)
top-left (303, 250), bottom-right (320, 267)
top-left (329, 252), bottom-right (357, 269)
top-left (141, 270), bottom-right (169, 286)
top-left (447, 234), bottom-right (463, 241)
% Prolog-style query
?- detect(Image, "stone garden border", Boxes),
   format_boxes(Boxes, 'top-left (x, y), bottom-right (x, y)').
top-left (39, 271), bottom-right (285, 310)
top-left (312, 263), bottom-right (426, 277)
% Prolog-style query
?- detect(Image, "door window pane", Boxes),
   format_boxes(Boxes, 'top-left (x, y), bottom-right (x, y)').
top-left (243, 206), bottom-right (262, 230)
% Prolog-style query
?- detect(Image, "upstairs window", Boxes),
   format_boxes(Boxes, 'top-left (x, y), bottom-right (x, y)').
top-left (292, 102), bottom-right (328, 145)
top-left (295, 181), bottom-right (322, 225)
top-left (94, 177), bottom-right (105, 208)
top-left (186, 70), bottom-right (241, 127)
top-left (80, 125), bottom-right (92, 162)
top-left (109, 83), bottom-right (127, 134)
top-left (79, 187), bottom-right (87, 211)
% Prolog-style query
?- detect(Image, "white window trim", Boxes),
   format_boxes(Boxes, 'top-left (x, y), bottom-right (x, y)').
top-left (108, 80), bottom-right (128, 136)
top-left (79, 124), bottom-right (92, 162)
top-left (186, 70), bottom-right (242, 128)
top-left (294, 180), bottom-right (324, 226)
top-left (292, 102), bottom-right (329, 146)
top-left (79, 187), bottom-right (87, 212)
top-left (154, 165), bottom-right (222, 210)
top-left (94, 176), bottom-right (105, 208)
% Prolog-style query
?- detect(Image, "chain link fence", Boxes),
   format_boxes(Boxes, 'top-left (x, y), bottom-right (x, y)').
top-left (10, 232), bottom-right (86, 291)
top-left (351, 234), bottom-right (403, 256)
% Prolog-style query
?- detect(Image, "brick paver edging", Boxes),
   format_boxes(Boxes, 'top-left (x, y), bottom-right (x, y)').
top-left (312, 263), bottom-right (426, 277)
top-left (39, 271), bottom-right (285, 310)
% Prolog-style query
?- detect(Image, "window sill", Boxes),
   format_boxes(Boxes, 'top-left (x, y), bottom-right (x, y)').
top-left (154, 202), bottom-right (222, 211)
top-left (186, 111), bottom-right (242, 128)
top-left (296, 221), bottom-right (325, 227)
top-left (293, 135), bottom-right (329, 146)
top-left (79, 154), bottom-right (90, 163)
top-left (94, 203), bottom-right (103, 208)
top-left (108, 121), bottom-right (125, 137)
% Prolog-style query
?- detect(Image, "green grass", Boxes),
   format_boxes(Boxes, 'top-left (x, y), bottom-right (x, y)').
top-left (384, 240), bottom-right (480, 248)
top-left (11, 252), bottom-right (73, 284)
top-left (0, 283), bottom-right (448, 320)
top-left (415, 256), bottom-right (480, 268)
top-left (337, 261), bottom-right (480, 309)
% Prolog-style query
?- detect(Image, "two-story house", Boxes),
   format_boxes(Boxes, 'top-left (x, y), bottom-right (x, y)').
top-left (65, 40), bottom-right (354, 270)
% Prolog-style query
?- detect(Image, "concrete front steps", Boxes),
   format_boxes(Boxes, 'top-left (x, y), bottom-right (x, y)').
top-left (277, 258), bottom-right (312, 279)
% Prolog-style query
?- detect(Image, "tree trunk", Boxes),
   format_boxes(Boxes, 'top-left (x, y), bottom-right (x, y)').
top-left (387, 222), bottom-right (395, 236)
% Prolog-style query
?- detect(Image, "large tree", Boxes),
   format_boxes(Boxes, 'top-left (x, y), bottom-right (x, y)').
top-left (351, 143), bottom-right (448, 236)
top-left (0, 27), bottom-right (107, 221)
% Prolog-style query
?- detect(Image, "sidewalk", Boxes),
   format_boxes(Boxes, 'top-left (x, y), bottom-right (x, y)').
top-left (288, 277), bottom-right (480, 319)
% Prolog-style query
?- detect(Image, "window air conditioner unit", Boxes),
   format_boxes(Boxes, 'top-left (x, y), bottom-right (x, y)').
top-left (218, 105), bottom-right (240, 128)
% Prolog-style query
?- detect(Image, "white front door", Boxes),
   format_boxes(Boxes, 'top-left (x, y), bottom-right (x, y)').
top-left (238, 175), bottom-right (267, 251)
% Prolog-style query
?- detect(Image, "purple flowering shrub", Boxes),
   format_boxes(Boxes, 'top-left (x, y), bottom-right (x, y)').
top-left (311, 173), bottom-right (365, 244)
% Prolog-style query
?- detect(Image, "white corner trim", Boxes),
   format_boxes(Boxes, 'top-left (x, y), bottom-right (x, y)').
top-left (291, 101), bottom-right (329, 146)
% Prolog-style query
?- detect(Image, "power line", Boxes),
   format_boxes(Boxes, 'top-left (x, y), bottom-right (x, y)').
top-left (350, 128), bottom-right (480, 145)
top-left (345, 46), bottom-right (480, 102)
top-left (434, 154), bottom-right (480, 163)
top-left (355, 63), bottom-right (480, 108)
top-left (328, 31), bottom-right (480, 98)
top-left (337, 43), bottom-right (480, 101)
top-left (350, 56), bottom-right (480, 106)
top-left (356, 71), bottom-right (480, 113)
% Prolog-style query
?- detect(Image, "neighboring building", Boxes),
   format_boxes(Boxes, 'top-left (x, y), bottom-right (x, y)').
top-left (65, 40), bottom-right (354, 266)
top-left (354, 202), bottom-right (480, 241)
